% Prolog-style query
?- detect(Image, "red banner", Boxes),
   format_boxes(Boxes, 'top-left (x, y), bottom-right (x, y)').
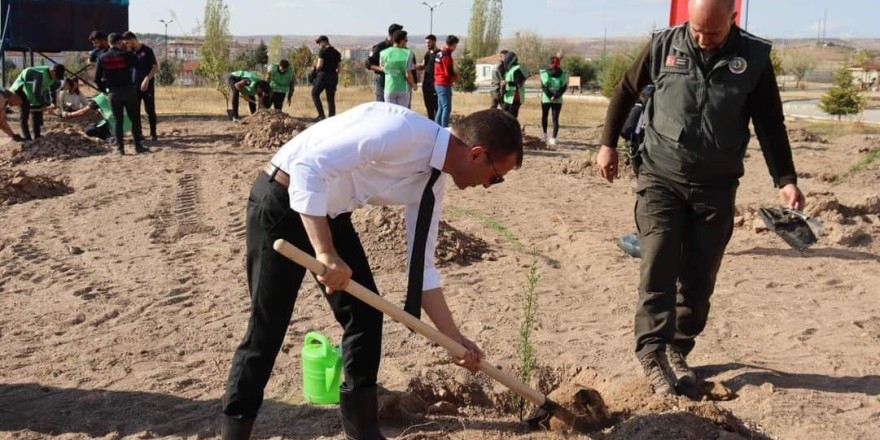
top-left (669, 0), bottom-right (743, 26)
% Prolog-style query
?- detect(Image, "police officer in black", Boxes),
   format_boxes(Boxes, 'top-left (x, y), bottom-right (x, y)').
top-left (366, 23), bottom-right (403, 102)
top-left (417, 34), bottom-right (439, 120)
top-left (596, 0), bottom-right (805, 395)
top-left (311, 35), bottom-right (341, 121)
top-left (95, 32), bottom-right (146, 155)
top-left (122, 32), bottom-right (159, 141)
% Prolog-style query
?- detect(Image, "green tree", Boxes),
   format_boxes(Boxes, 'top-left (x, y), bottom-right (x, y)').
top-left (454, 52), bottom-right (477, 93)
top-left (267, 36), bottom-right (283, 65)
top-left (853, 49), bottom-right (871, 68)
top-left (508, 31), bottom-right (553, 79)
top-left (256, 40), bottom-right (269, 66)
top-left (195, 0), bottom-right (233, 105)
top-left (156, 58), bottom-right (178, 86)
top-left (598, 52), bottom-right (632, 98)
top-left (819, 68), bottom-right (867, 121)
top-left (288, 44), bottom-right (314, 84)
top-left (561, 56), bottom-right (596, 85)
top-left (467, 0), bottom-right (503, 58)
top-left (784, 49), bottom-right (816, 89)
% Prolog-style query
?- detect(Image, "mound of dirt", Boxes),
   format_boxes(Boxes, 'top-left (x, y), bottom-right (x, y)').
top-left (240, 111), bottom-right (310, 149)
top-left (0, 170), bottom-right (73, 205)
top-left (523, 134), bottom-right (550, 150)
top-left (9, 127), bottom-right (110, 164)
top-left (352, 206), bottom-right (497, 274)
top-left (787, 127), bottom-right (826, 144)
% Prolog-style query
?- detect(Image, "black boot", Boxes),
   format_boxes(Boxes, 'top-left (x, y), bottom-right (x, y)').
top-left (340, 387), bottom-right (386, 440)
top-left (221, 415), bottom-right (255, 440)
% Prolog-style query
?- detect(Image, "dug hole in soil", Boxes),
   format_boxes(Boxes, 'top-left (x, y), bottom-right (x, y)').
top-left (0, 169), bottom-right (72, 206)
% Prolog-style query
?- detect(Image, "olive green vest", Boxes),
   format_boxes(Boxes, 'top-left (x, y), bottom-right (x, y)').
top-left (643, 24), bottom-right (771, 185)
top-left (540, 69), bottom-right (568, 104)
top-left (503, 65), bottom-right (524, 104)
top-left (268, 64), bottom-right (294, 94)
top-left (10, 66), bottom-right (51, 105)
top-left (380, 47), bottom-right (411, 93)
top-left (93, 93), bottom-right (132, 133)
top-left (231, 71), bottom-right (260, 96)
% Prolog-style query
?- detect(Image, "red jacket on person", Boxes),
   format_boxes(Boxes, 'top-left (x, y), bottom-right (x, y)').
top-left (433, 45), bottom-right (457, 87)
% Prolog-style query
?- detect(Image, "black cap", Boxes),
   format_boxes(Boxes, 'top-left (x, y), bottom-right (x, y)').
top-left (315, 35), bottom-right (329, 44)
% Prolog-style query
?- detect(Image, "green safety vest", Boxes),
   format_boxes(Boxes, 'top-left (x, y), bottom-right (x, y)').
top-left (268, 64), bottom-right (294, 94)
top-left (10, 66), bottom-right (52, 105)
top-left (540, 69), bottom-right (568, 104)
top-left (93, 92), bottom-right (132, 133)
top-left (379, 47), bottom-right (411, 93)
top-left (503, 65), bottom-right (524, 105)
top-left (231, 71), bottom-right (260, 96)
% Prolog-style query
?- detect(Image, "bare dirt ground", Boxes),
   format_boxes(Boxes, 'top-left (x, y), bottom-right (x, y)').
top-left (0, 106), bottom-right (878, 440)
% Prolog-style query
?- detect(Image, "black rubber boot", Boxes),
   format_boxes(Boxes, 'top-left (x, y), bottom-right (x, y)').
top-left (340, 387), bottom-right (386, 440)
top-left (221, 416), bottom-right (255, 440)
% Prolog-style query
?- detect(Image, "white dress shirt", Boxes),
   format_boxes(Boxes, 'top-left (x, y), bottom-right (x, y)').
top-left (271, 102), bottom-right (450, 291)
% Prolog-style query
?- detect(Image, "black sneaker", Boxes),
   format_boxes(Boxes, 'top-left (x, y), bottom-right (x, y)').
top-left (115, 149), bottom-right (124, 156)
top-left (150, 135), bottom-right (158, 142)
top-left (639, 351), bottom-right (677, 395)
top-left (135, 145), bottom-right (149, 154)
top-left (666, 346), bottom-right (697, 385)
top-left (312, 116), bottom-right (325, 123)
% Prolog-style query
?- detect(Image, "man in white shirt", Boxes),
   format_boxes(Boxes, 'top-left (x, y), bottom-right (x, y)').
top-left (221, 102), bottom-right (523, 440)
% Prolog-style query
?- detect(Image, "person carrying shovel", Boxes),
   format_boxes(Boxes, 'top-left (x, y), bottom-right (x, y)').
top-left (220, 102), bottom-right (523, 440)
top-left (228, 70), bottom-right (271, 121)
top-left (8, 63), bottom-right (65, 141)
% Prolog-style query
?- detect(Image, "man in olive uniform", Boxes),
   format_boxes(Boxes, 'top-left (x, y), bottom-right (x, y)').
top-left (266, 59), bottom-right (294, 111)
top-left (9, 64), bottom-right (65, 140)
top-left (596, 0), bottom-right (805, 395)
top-left (489, 50), bottom-right (507, 109)
top-left (228, 71), bottom-right (271, 121)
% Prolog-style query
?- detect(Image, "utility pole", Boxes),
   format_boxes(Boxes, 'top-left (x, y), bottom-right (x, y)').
top-left (743, 0), bottom-right (750, 31)
top-left (822, 8), bottom-right (828, 44)
top-left (159, 18), bottom-right (174, 60)
top-left (603, 27), bottom-right (607, 57)
top-left (421, 1), bottom-right (443, 35)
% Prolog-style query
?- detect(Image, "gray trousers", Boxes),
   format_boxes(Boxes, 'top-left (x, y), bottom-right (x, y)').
top-left (634, 173), bottom-right (737, 359)
top-left (373, 75), bottom-right (384, 102)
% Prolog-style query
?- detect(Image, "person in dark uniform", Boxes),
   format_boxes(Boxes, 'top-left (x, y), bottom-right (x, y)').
top-left (311, 35), bottom-right (341, 121)
top-left (95, 33), bottom-right (145, 155)
top-left (8, 64), bottom-right (65, 140)
top-left (88, 31), bottom-right (110, 65)
top-left (489, 50), bottom-right (508, 109)
top-left (122, 32), bottom-right (159, 141)
top-left (416, 34), bottom-right (439, 120)
top-left (220, 103), bottom-right (523, 440)
top-left (366, 23), bottom-right (403, 102)
top-left (596, 0), bottom-right (805, 395)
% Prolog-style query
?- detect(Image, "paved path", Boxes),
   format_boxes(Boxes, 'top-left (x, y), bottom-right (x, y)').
top-left (783, 99), bottom-right (880, 124)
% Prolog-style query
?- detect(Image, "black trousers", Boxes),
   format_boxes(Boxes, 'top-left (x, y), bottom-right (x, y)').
top-left (15, 89), bottom-right (43, 139)
top-left (502, 102), bottom-right (521, 119)
top-left (311, 73), bottom-right (338, 118)
top-left (137, 85), bottom-right (157, 137)
top-left (422, 82), bottom-right (437, 121)
top-left (223, 172), bottom-right (384, 418)
top-left (108, 87), bottom-right (144, 150)
top-left (271, 92), bottom-right (285, 110)
top-left (541, 103), bottom-right (562, 137)
top-left (85, 122), bottom-right (110, 140)
top-left (634, 173), bottom-right (736, 359)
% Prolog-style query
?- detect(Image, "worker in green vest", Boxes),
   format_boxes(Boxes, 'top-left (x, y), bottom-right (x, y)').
top-left (9, 64), bottom-right (66, 140)
top-left (379, 30), bottom-right (416, 107)
top-left (266, 59), bottom-right (294, 111)
top-left (539, 56), bottom-right (569, 146)
top-left (61, 92), bottom-right (132, 144)
top-left (228, 71), bottom-right (272, 121)
top-left (501, 52), bottom-right (526, 119)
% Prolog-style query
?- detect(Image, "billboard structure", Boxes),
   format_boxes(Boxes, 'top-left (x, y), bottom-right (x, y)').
top-left (1, 0), bottom-right (129, 53)
top-left (669, 0), bottom-right (744, 27)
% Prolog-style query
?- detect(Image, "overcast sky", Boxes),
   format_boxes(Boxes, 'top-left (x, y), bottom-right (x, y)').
top-left (130, 0), bottom-right (877, 40)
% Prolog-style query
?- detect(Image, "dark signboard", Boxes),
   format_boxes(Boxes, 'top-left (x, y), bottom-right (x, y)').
top-left (2, 0), bottom-right (130, 52)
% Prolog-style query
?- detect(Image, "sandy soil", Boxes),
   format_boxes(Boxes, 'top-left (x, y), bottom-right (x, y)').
top-left (0, 112), bottom-right (878, 440)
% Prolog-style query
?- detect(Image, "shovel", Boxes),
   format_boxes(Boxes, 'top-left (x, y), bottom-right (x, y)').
top-left (273, 239), bottom-right (603, 434)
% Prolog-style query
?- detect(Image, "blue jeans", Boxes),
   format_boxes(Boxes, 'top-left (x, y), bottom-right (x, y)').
top-left (434, 85), bottom-right (452, 127)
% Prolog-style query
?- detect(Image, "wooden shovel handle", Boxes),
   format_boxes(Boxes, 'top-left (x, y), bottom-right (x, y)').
top-left (273, 239), bottom-right (548, 407)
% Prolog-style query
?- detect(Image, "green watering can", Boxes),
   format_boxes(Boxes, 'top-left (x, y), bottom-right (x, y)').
top-left (301, 332), bottom-right (342, 404)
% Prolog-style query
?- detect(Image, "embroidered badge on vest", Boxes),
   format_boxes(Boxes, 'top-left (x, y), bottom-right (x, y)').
top-left (729, 57), bottom-right (748, 74)
top-left (666, 55), bottom-right (689, 69)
